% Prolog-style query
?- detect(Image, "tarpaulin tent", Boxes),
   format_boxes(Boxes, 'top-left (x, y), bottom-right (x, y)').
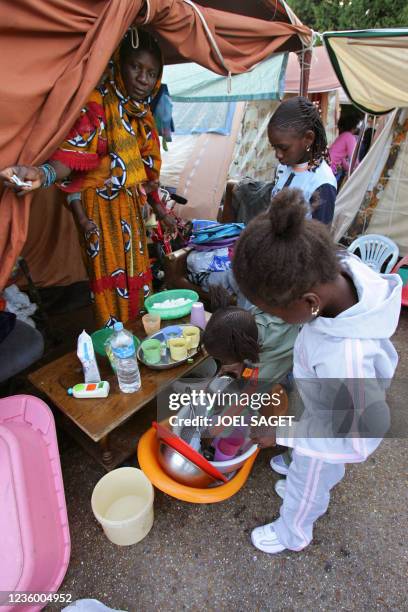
top-left (161, 45), bottom-right (341, 102)
top-left (0, 0), bottom-right (311, 289)
top-left (162, 54), bottom-right (288, 102)
top-left (332, 109), bottom-right (408, 255)
top-left (325, 30), bottom-right (408, 254)
top-left (160, 46), bottom-right (343, 220)
top-left (323, 28), bottom-right (408, 114)
top-left (285, 45), bottom-right (341, 94)
top-left (158, 52), bottom-right (287, 221)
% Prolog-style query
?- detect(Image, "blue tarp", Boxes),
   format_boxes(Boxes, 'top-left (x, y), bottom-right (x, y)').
top-left (172, 101), bottom-right (236, 135)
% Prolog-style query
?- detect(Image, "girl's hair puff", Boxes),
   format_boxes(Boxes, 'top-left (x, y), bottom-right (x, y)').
top-left (232, 188), bottom-right (340, 307)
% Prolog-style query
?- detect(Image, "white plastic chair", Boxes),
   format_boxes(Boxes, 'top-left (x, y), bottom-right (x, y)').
top-left (347, 234), bottom-right (399, 274)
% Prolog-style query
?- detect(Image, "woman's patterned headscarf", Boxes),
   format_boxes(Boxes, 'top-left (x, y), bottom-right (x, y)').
top-left (100, 32), bottom-right (163, 187)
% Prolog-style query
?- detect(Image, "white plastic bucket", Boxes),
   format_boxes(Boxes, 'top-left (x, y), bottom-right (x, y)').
top-left (91, 467), bottom-right (154, 546)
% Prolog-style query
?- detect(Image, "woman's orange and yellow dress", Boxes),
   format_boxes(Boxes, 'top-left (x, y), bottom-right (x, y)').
top-left (50, 55), bottom-right (162, 328)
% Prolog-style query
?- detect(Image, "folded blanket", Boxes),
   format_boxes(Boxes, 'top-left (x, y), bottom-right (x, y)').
top-left (189, 222), bottom-right (244, 245)
top-left (192, 237), bottom-right (238, 251)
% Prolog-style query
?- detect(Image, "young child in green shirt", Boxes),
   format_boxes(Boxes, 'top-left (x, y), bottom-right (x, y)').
top-left (202, 286), bottom-right (298, 385)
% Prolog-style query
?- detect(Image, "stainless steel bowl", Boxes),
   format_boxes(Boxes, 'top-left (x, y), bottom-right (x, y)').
top-left (157, 441), bottom-right (217, 488)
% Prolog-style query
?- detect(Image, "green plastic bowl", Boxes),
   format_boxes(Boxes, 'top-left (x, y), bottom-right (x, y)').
top-left (144, 289), bottom-right (199, 320)
top-left (91, 328), bottom-right (141, 357)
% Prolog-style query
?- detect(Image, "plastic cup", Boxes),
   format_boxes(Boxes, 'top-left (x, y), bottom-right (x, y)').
top-left (166, 333), bottom-right (181, 348)
top-left (91, 467), bottom-right (154, 546)
top-left (190, 302), bottom-right (206, 329)
top-left (142, 314), bottom-right (161, 336)
top-left (141, 339), bottom-right (161, 364)
top-left (214, 436), bottom-right (244, 461)
top-left (168, 338), bottom-right (188, 361)
top-left (162, 326), bottom-right (183, 347)
top-left (182, 326), bottom-right (200, 349)
top-left (213, 446), bottom-right (235, 462)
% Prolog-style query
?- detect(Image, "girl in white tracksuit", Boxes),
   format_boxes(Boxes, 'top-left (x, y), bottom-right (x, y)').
top-left (232, 187), bottom-right (402, 554)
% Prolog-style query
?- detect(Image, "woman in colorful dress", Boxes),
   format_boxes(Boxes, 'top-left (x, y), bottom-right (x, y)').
top-left (1, 30), bottom-right (173, 328)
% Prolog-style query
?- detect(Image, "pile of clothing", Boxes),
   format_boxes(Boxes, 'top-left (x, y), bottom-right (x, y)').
top-left (187, 221), bottom-right (246, 301)
top-left (0, 286), bottom-right (44, 383)
top-left (3, 284), bottom-right (37, 327)
top-left (187, 220), bottom-right (243, 286)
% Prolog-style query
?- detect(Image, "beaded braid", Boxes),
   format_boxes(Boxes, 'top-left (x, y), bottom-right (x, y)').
top-left (268, 96), bottom-right (330, 171)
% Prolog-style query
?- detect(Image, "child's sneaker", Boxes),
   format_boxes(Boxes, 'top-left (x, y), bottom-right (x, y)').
top-left (274, 479), bottom-right (286, 499)
top-left (270, 453), bottom-right (290, 476)
top-left (251, 524), bottom-right (286, 554)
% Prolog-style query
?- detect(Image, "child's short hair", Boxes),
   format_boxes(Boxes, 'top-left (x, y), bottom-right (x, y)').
top-left (232, 188), bottom-right (341, 307)
top-left (202, 285), bottom-right (259, 364)
top-left (268, 96), bottom-right (329, 166)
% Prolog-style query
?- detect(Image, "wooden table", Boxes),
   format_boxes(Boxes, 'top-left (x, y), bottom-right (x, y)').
top-left (28, 317), bottom-right (209, 470)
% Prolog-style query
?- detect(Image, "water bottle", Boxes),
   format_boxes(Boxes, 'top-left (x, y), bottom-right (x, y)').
top-left (110, 322), bottom-right (141, 393)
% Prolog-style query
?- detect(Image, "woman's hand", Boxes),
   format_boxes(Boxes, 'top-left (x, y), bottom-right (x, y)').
top-left (68, 198), bottom-right (97, 234)
top-left (160, 213), bottom-right (177, 232)
top-left (146, 189), bottom-right (177, 232)
top-left (144, 180), bottom-right (160, 195)
top-left (79, 218), bottom-right (98, 234)
top-left (0, 165), bottom-right (44, 195)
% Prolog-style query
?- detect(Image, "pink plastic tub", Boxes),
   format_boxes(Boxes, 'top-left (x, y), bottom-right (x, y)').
top-left (0, 395), bottom-right (70, 611)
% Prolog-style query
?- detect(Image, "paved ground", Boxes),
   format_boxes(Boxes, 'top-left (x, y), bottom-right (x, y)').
top-left (8, 305), bottom-right (408, 611)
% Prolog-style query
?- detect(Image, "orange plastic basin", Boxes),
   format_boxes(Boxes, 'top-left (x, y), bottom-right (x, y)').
top-left (137, 427), bottom-right (259, 503)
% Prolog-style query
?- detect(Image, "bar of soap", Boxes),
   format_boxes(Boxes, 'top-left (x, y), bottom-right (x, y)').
top-left (153, 298), bottom-right (192, 309)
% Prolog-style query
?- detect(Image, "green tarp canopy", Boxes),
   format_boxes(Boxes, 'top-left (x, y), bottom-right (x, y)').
top-left (162, 53), bottom-right (288, 102)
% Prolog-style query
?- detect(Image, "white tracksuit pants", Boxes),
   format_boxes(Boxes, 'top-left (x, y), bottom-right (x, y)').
top-left (273, 450), bottom-right (345, 550)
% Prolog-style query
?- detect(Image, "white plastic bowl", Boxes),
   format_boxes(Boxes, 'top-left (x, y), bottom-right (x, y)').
top-left (209, 441), bottom-right (258, 474)
top-left (171, 403), bottom-right (258, 476)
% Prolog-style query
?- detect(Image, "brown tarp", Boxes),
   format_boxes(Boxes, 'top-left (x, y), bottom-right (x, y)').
top-left (0, 0), bottom-right (310, 288)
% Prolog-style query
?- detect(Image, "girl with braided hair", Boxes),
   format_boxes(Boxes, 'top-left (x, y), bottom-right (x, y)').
top-left (232, 187), bottom-right (401, 555)
top-left (268, 96), bottom-right (337, 225)
top-left (202, 285), bottom-right (298, 384)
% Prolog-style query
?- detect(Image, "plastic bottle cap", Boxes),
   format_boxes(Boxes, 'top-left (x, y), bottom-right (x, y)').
top-left (113, 322), bottom-right (123, 331)
top-left (67, 388), bottom-right (73, 395)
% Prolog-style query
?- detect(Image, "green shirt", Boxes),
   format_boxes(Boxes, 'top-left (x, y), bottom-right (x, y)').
top-left (251, 307), bottom-right (299, 384)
